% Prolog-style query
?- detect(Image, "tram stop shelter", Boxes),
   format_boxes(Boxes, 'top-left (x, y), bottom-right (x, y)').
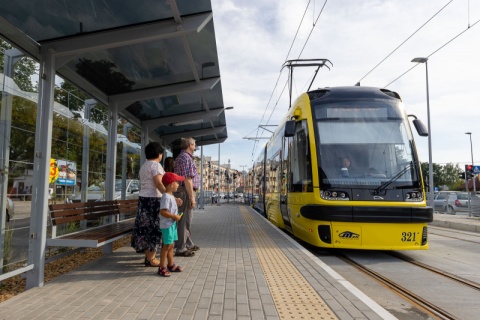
top-left (0, 0), bottom-right (227, 289)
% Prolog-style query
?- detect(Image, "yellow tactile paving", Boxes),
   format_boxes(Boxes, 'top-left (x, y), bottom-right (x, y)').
top-left (240, 207), bottom-right (338, 320)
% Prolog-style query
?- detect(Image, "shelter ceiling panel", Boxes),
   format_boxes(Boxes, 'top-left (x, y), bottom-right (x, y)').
top-left (124, 80), bottom-right (224, 120)
top-left (0, 0), bottom-right (212, 42)
top-left (59, 36), bottom-right (193, 95)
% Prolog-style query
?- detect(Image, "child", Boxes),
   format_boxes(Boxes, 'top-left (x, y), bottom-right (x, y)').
top-left (158, 172), bottom-right (184, 277)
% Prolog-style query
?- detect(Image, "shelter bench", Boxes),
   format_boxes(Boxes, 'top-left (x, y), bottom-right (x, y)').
top-left (47, 199), bottom-right (138, 251)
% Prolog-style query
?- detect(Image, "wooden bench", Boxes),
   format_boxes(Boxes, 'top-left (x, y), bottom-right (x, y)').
top-left (47, 199), bottom-right (138, 249)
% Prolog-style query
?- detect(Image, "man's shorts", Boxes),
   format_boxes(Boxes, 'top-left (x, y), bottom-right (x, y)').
top-left (161, 222), bottom-right (178, 245)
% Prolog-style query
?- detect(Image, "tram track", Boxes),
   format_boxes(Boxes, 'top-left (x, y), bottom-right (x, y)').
top-left (295, 224), bottom-right (480, 319)
top-left (336, 252), bottom-right (460, 320)
top-left (428, 227), bottom-right (480, 245)
top-left (386, 251), bottom-right (480, 292)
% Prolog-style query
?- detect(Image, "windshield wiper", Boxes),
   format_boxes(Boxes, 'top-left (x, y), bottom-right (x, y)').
top-left (373, 162), bottom-right (413, 195)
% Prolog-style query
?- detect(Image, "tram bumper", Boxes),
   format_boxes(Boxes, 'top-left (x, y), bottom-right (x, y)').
top-left (300, 205), bottom-right (433, 250)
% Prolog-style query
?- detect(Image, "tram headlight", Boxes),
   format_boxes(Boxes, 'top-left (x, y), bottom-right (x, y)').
top-left (321, 190), bottom-right (350, 201)
top-left (405, 191), bottom-right (423, 202)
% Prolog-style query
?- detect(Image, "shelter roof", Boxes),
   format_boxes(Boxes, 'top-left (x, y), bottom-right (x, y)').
top-left (0, 0), bottom-right (227, 146)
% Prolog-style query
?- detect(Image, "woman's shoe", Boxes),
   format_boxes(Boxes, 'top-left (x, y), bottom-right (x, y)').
top-left (145, 257), bottom-right (161, 267)
top-left (144, 250), bottom-right (160, 267)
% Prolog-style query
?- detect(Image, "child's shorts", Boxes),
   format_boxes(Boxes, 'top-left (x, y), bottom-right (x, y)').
top-left (161, 222), bottom-right (178, 245)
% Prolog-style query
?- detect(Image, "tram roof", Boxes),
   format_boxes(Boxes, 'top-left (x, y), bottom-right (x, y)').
top-left (308, 86), bottom-right (402, 101)
top-left (0, 0), bottom-right (227, 147)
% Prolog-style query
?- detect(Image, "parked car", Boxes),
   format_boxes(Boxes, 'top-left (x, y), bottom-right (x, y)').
top-left (70, 179), bottom-right (140, 203)
top-left (433, 191), bottom-right (470, 214)
top-left (223, 192), bottom-right (234, 199)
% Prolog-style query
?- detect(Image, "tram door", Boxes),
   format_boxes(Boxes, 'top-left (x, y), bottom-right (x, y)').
top-left (280, 133), bottom-right (292, 231)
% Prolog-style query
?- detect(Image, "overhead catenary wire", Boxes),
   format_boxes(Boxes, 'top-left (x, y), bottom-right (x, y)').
top-left (254, 0), bottom-right (312, 129)
top-left (250, 0), bottom-right (315, 162)
top-left (384, 17), bottom-right (480, 88)
top-left (267, 0), bottom-right (328, 120)
top-left (265, 3), bottom-right (328, 121)
top-left (247, 1), bottom-right (479, 168)
top-left (252, 0), bottom-right (328, 162)
top-left (357, 0), bottom-right (453, 84)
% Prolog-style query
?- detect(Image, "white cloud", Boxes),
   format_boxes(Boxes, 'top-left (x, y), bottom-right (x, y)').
top-left (207, 0), bottom-right (480, 171)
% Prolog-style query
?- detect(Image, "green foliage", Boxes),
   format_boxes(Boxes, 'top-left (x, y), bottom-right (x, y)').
top-left (56, 221), bottom-right (80, 237)
top-left (1, 40), bottom-right (140, 192)
top-left (54, 82), bottom-right (88, 114)
top-left (2, 225), bottom-right (14, 272)
top-left (0, 39), bottom-right (38, 92)
top-left (54, 81), bottom-right (108, 125)
top-left (420, 162), bottom-right (464, 191)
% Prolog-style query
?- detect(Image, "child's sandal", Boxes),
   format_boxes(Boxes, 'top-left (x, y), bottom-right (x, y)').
top-left (167, 264), bottom-right (183, 272)
top-left (157, 267), bottom-right (171, 277)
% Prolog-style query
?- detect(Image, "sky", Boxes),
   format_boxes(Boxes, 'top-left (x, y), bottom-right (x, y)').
top-left (199, 0), bottom-right (480, 173)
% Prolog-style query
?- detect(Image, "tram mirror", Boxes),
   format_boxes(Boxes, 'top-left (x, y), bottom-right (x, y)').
top-left (412, 119), bottom-right (428, 137)
top-left (285, 120), bottom-right (296, 137)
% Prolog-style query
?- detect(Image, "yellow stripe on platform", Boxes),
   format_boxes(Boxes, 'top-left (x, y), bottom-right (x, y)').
top-left (240, 207), bottom-right (337, 320)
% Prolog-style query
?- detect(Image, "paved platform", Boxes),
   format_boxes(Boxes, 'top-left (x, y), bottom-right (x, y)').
top-left (1, 205), bottom-right (478, 320)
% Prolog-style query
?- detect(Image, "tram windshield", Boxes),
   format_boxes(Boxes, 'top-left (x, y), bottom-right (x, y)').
top-left (313, 100), bottom-right (421, 188)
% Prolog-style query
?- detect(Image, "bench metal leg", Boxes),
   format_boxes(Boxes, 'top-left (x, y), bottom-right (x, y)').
top-left (102, 243), bottom-right (113, 254)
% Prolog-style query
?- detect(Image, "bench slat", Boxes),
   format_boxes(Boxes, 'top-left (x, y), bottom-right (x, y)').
top-left (50, 204), bottom-right (118, 217)
top-left (117, 199), bottom-right (138, 214)
top-left (48, 199), bottom-right (138, 248)
top-left (58, 219), bottom-right (134, 242)
top-left (50, 201), bottom-right (120, 226)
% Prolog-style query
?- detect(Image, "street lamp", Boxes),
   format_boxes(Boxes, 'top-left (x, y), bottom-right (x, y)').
top-left (217, 106), bottom-right (234, 206)
top-left (412, 57), bottom-right (433, 207)
top-left (466, 132), bottom-right (476, 193)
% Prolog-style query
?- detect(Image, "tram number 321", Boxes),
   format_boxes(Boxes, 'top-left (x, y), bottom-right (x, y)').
top-left (401, 232), bottom-right (418, 242)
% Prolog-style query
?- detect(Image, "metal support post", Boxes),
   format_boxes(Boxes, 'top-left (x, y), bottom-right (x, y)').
top-left (217, 143), bottom-right (221, 206)
top-left (0, 49), bottom-right (23, 277)
top-left (199, 146), bottom-right (204, 209)
top-left (26, 49), bottom-right (56, 289)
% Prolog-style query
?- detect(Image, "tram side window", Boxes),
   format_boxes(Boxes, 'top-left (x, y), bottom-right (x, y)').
top-left (289, 122), bottom-right (312, 192)
top-left (267, 128), bottom-right (283, 193)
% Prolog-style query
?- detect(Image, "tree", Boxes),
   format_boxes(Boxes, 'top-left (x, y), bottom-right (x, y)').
top-left (54, 81), bottom-right (108, 125)
top-left (420, 162), bottom-right (464, 191)
top-left (442, 163), bottom-right (463, 187)
top-left (0, 39), bottom-right (38, 92)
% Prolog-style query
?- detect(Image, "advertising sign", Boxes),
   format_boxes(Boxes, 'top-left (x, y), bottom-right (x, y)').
top-left (54, 159), bottom-right (77, 186)
top-left (49, 158), bottom-right (59, 184)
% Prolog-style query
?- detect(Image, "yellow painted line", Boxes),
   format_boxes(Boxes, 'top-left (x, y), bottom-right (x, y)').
top-left (240, 207), bottom-right (337, 320)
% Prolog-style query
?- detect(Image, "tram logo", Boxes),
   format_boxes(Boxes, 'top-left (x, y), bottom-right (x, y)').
top-left (338, 231), bottom-right (360, 239)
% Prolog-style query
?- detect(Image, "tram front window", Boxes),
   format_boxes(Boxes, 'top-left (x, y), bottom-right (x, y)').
top-left (313, 101), bottom-right (420, 189)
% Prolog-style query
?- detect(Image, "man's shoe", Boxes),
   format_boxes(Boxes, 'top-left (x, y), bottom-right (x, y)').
top-left (175, 249), bottom-right (195, 257)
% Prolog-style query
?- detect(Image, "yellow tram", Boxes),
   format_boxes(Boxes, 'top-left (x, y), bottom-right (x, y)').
top-left (251, 82), bottom-right (433, 250)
